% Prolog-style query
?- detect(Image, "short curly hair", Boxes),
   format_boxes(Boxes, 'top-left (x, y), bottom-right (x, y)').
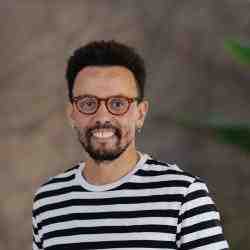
top-left (65, 40), bottom-right (146, 103)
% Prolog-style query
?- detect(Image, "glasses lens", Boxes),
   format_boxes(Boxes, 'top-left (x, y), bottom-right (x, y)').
top-left (107, 97), bottom-right (129, 114)
top-left (77, 96), bottom-right (98, 113)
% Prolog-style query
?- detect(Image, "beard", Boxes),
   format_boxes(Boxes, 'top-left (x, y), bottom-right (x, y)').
top-left (74, 122), bottom-right (133, 162)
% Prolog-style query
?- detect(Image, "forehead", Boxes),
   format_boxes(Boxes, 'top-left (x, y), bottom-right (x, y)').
top-left (73, 66), bottom-right (138, 97)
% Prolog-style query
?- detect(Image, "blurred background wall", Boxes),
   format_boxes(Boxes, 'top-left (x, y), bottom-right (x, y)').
top-left (1, 1), bottom-right (250, 249)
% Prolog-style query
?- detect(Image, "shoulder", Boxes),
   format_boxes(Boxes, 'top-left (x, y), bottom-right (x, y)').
top-left (32, 163), bottom-right (81, 203)
top-left (142, 156), bottom-right (205, 186)
top-left (141, 156), bottom-right (212, 203)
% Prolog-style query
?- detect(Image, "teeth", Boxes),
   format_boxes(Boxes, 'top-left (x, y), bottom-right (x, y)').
top-left (93, 131), bottom-right (114, 138)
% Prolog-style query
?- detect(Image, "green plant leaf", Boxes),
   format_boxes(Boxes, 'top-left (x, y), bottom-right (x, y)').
top-left (224, 39), bottom-right (250, 65)
top-left (213, 123), bottom-right (250, 151)
top-left (175, 115), bottom-right (250, 152)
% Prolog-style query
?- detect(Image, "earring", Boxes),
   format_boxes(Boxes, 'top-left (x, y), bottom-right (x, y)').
top-left (136, 126), bottom-right (142, 133)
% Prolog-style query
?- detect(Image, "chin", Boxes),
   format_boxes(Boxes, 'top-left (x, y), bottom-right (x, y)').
top-left (86, 143), bottom-right (130, 162)
top-left (87, 150), bottom-right (122, 162)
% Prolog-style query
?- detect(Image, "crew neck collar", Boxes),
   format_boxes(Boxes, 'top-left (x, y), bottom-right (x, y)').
top-left (76, 151), bottom-right (151, 192)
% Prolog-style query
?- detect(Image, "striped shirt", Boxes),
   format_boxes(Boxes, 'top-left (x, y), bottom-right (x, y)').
top-left (32, 152), bottom-right (229, 250)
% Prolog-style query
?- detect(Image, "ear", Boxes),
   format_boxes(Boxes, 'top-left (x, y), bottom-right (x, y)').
top-left (66, 102), bottom-right (75, 128)
top-left (137, 99), bottom-right (149, 128)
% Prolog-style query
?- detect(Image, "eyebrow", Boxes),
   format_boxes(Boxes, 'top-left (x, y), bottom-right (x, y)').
top-left (74, 93), bottom-right (133, 98)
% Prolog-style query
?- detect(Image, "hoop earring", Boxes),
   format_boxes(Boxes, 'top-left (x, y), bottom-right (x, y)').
top-left (136, 126), bottom-right (142, 133)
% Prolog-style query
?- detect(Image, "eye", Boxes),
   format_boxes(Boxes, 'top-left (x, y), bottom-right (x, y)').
top-left (82, 100), bottom-right (95, 107)
top-left (109, 98), bottom-right (126, 109)
top-left (78, 97), bottom-right (97, 111)
top-left (85, 100), bottom-right (95, 107)
top-left (113, 100), bottom-right (123, 107)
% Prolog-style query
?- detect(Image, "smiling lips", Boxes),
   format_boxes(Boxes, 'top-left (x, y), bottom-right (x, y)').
top-left (92, 129), bottom-right (116, 139)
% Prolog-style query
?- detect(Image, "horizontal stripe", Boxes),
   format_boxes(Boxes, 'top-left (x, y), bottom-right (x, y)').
top-left (35, 179), bottom-right (190, 202)
top-left (137, 168), bottom-right (194, 178)
top-left (44, 233), bottom-right (176, 248)
top-left (46, 240), bottom-right (177, 250)
top-left (36, 202), bottom-right (180, 224)
top-left (34, 186), bottom-right (83, 202)
top-left (190, 240), bottom-right (229, 250)
top-left (178, 219), bottom-right (221, 237)
top-left (184, 189), bottom-right (209, 203)
top-left (180, 233), bottom-right (226, 250)
top-left (34, 186), bottom-right (186, 210)
top-left (133, 172), bottom-right (195, 182)
top-left (40, 213), bottom-right (178, 234)
top-left (41, 170), bottom-right (77, 184)
top-left (181, 211), bottom-right (220, 228)
top-left (181, 226), bottom-right (223, 244)
top-left (180, 204), bottom-right (217, 221)
top-left (34, 194), bottom-right (183, 217)
top-left (43, 224), bottom-right (177, 240)
top-left (145, 159), bottom-right (169, 166)
top-left (43, 174), bottom-right (75, 185)
top-left (181, 196), bottom-right (213, 212)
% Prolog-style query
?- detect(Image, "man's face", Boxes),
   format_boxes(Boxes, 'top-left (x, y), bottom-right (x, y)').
top-left (67, 66), bottom-right (148, 162)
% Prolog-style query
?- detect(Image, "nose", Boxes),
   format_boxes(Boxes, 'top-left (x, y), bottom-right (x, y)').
top-left (93, 100), bottom-right (112, 123)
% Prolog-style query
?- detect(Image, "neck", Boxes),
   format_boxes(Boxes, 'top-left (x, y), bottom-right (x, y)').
top-left (83, 147), bottom-right (140, 185)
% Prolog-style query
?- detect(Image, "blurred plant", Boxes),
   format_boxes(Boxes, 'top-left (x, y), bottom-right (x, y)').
top-left (224, 39), bottom-right (250, 65)
top-left (175, 114), bottom-right (250, 152)
top-left (175, 39), bottom-right (250, 152)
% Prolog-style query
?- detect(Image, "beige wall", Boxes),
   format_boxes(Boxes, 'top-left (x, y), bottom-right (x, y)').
top-left (1, 1), bottom-right (250, 249)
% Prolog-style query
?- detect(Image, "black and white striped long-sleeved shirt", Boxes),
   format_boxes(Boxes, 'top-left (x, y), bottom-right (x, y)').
top-left (32, 152), bottom-right (229, 250)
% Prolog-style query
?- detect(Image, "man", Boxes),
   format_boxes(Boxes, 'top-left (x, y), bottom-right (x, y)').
top-left (32, 40), bottom-right (229, 250)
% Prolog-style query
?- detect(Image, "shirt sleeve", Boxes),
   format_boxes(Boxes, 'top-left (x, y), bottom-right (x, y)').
top-left (32, 205), bottom-right (43, 250)
top-left (176, 179), bottom-right (229, 250)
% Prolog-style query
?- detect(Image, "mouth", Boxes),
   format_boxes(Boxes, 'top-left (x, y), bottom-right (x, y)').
top-left (91, 129), bottom-right (117, 140)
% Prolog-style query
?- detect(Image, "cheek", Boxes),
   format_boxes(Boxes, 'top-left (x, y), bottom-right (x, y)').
top-left (71, 110), bottom-right (91, 132)
top-left (120, 115), bottom-right (137, 137)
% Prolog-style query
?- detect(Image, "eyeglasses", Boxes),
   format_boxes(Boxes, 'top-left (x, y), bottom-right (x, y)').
top-left (72, 95), bottom-right (140, 115)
